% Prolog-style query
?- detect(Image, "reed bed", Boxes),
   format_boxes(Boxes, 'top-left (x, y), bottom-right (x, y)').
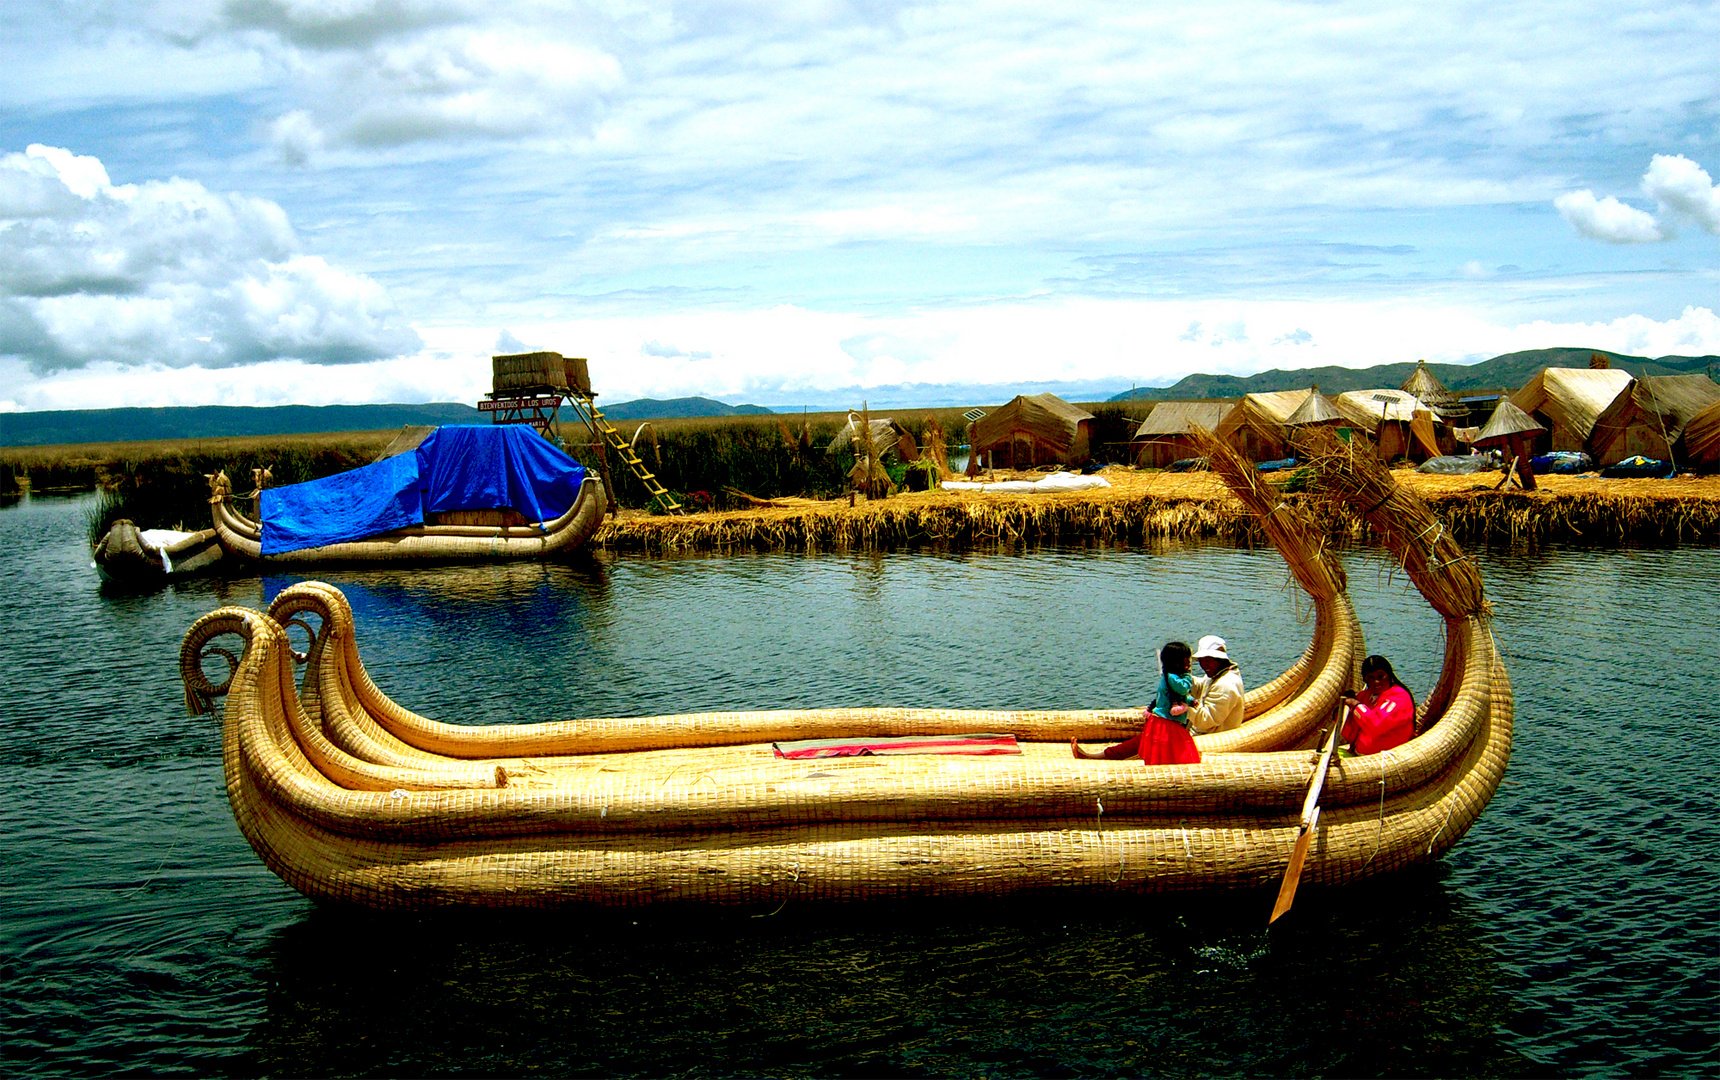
top-left (597, 466), bottom-right (1720, 552)
top-left (10, 431), bottom-right (398, 547)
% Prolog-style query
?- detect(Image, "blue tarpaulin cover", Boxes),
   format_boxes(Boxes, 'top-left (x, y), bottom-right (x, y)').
top-left (260, 426), bottom-right (587, 555)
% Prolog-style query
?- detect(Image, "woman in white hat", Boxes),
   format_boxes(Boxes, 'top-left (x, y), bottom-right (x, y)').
top-left (1184, 635), bottom-right (1245, 734)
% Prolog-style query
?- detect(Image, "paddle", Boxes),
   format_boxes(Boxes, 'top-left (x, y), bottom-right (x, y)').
top-left (1269, 704), bottom-right (1350, 924)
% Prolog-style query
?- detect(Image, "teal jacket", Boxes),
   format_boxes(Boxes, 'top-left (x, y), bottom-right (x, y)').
top-left (1151, 671), bottom-right (1194, 725)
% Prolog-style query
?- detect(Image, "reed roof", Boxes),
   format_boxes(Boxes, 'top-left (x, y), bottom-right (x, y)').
top-left (1235, 389), bottom-right (1312, 425)
top-left (1683, 401), bottom-right (1720, 466)
top-left (1510, 367), bottom-right (1632, 440)
top-left (1286, 392), bottom-right (1345, 426)
top-left (1333, 389), bottom-right (1430, 431)
top-left (1131, 400), bottom-right (1235, 438)
top-left (373, 425), bottom-right (438, 462)
top-left (1400, 359), bottom-right (1460, 406)
top-left (1473, 399), bottom-right (1545, 447)
top-left (971, 393), bottom-right (1093, 452)
top-left (1597, 374), bottom-right (1720, 443)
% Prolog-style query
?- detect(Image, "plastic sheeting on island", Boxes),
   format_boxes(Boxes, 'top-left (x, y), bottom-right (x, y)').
top-left (941, 473), bottom-right (1113, 494)
top-left (260, 425), bottom-right (587, 555)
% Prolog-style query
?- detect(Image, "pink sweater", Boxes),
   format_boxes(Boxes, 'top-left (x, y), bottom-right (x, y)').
top-left (1343, 685), bottom-right (1415, 755)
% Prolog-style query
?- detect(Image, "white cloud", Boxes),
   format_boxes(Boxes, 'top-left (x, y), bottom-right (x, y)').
top-left (1554, 189), bottom-right (1663, 244)
top-left (1642, 154), bottom-right (1720, 234)
top-left (10, 297), bottom-right (1716, 412)
top-left (0, 144), bottom-right (419, 372)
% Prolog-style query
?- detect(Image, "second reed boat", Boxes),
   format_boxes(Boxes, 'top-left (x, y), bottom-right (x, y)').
top-left (205, 424), bottom-right (605, 566)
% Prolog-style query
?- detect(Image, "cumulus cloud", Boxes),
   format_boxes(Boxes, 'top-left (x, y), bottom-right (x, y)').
top-left (1557, 154), bottom-right (1719, 243)
top-left (0, 144), bottom-right (419, 373)
top-left (1642, 154), bottom-right (1720, 234)
top-left (1554, 189), bottom-right (1664, 244)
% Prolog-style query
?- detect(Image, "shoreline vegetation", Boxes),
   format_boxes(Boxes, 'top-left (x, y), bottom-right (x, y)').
top-left (5, 419), bottom-right (1717, 552)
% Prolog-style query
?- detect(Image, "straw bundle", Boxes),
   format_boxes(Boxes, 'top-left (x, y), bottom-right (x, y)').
top-left (1301, 428), bottom-right (1486, 620)
top-left (1187, 426), bottom-right (1346, 600)
top-left (492, 352), bottom-right (569, 395)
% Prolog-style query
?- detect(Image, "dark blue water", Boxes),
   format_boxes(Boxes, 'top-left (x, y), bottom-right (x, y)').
top-left (2, 494), bottom-right (1716, 1077)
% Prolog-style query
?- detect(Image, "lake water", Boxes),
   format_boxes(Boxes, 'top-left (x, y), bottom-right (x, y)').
top-left (2, 494), bottom-right (1715, 1078)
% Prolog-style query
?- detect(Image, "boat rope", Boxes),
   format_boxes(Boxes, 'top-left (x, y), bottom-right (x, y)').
top-left (1096, 797), bottom-right (1124, 883)
top-left (1424, 551), bottom-right (1476, 572)
top-left (119, 833), bottom-right (182, 898)
top-left (1425, 803), bottom-right (1457, 855)
top-left (1359, 751), bottom-right (1395, 875)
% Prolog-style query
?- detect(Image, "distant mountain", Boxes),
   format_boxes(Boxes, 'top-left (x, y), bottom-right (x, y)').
top-left (1107, 349), bottom-right (1720, 402)
top-left (0, 402), bottom-right (484, 448)
top-left (599, 397), bottom-right (773, 420)
top-left (0, 395), bottom-right (781, 447)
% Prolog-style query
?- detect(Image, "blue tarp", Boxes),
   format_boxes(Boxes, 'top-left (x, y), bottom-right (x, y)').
top-left (1531, 451), bottom-right (1594, 475)
top-left (260, 426), bottom-right (587, 555)
top-left (1599, 455), bottom-right (1675, 479)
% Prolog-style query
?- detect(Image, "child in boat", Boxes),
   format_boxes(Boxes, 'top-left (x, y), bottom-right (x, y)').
top-left (1339, 654), bottom-right (1416, 756)
top-left (1072, 640), bottom-right (1201, 765)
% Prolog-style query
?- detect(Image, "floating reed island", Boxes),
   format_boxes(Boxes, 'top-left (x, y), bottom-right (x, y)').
top-left (179, 433), bottom-right (1510, 911)
top-left (596, 468), bottom-right (1720, 553)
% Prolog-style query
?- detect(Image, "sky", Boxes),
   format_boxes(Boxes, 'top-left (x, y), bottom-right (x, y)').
top-left (1, 0), bottom-right (1717, 414)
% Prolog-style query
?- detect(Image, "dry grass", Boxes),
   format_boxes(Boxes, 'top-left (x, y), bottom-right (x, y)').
top-left (598, 463), bottom-right (1720, 552)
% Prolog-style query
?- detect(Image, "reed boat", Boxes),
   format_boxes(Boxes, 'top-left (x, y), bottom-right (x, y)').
top-left (205, 424), bottom-right (606, 566)
top-left (93, 520), bottom-right (225, 585)
top-left (180, 433), bottom-right (1510, 910)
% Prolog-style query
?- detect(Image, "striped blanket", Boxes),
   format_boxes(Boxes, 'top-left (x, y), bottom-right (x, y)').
top-left (772, 733), bottom-right (1021, 759)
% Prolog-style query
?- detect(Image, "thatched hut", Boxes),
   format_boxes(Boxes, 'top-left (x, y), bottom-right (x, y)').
top-left (1474, 399), bottom-right (1546, 489)
top-left (1400, 360), bottom-right (1464, 423)
top-left (1510, 367), bottom-right (1632, 454)
top-left (1333, 389), bottom-right (1443, 460)
top-left (1589, 374), bottom-right (1720, 467)
top-left (1130, 401), bottom-right (1235, 467)
top-left (1213, 389), bottom-right (1311, 462)
top-left (969, 393), bottom-right (1094, 469)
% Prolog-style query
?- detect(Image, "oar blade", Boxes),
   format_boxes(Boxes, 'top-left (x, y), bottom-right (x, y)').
top-left (1269, 806), bottom-right (1320, 924)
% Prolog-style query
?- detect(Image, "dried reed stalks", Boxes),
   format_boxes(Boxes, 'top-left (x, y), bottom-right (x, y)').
top-left (1301, 428), bottom-right (1487, 620)
top-left (1187, 426), bottom-right (1346, 600)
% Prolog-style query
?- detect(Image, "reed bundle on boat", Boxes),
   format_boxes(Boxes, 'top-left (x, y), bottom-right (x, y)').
top-left (1188, 427), bottom-right (1346, 600)
top-left (1300, 429), bottom-right (1486, 620)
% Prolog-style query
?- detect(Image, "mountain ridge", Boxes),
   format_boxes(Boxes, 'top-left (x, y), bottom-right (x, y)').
top-left (1107, 348), bottom-right (1719, 402)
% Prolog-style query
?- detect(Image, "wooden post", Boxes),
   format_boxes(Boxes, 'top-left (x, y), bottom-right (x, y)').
top-left (1513, 434), bottom-right (1537, 491)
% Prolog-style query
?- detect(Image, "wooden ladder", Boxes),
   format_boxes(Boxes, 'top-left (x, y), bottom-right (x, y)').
top-left (566, 390), bottom-right (684, 514)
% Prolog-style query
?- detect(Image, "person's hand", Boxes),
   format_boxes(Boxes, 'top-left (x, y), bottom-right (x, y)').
top-left (1170, 703), bottom-right (1188, 717)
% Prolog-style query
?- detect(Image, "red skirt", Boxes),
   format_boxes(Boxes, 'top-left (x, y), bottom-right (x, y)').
top-left (1101, 713), bottom-right (1202, 765)
top-left (1138, 714), bottom-right (1201, 765)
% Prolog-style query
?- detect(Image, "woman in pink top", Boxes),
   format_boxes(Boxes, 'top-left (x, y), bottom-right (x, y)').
top-left (1340, 655), bottom-right (1416, 756)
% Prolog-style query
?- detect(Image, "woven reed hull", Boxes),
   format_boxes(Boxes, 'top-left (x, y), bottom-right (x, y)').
top-left (207, 477), bottom-right (605, 564)
top-left (182, 435), bottom-right (1511, 909)
top-left (182, 585), bottom-right (1508, 909)
top-left (93, 524), bottom-right (225, 584)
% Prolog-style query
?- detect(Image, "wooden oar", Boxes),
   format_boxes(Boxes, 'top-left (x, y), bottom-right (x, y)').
top-left (1269, 704), bottom-right (1349, 924)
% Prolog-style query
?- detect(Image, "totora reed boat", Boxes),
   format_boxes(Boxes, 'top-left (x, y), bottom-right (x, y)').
top-left (93, 520), bottom-right (225, 585)
top-left (180, 431), bottom-right (1511, 911)
top-left (206, 424), bottom-right (606, 566)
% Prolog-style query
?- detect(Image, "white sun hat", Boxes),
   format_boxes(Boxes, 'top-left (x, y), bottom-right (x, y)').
top-left (1193, 635), bottom-right (1229, 660)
